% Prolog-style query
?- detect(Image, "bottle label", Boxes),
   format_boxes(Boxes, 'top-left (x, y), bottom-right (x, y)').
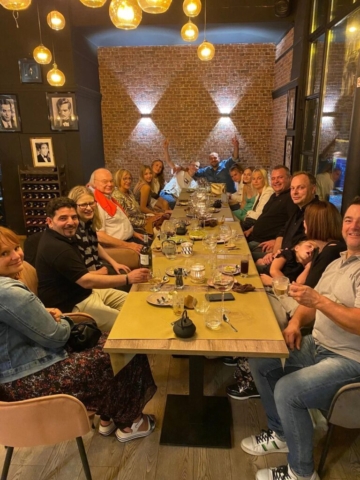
top-left (140, 254), bottom-right (149, 266)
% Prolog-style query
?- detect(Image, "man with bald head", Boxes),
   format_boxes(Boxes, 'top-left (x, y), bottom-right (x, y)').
top-left (89, 168), bottom-right (144, 254)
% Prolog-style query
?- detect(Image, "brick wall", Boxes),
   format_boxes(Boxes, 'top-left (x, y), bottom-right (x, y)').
top-left (98, 44), bottom-right (275, 181)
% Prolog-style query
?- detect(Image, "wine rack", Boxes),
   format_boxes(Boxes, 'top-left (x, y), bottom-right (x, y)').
top-left (19, 166), bottom-right (67, 235)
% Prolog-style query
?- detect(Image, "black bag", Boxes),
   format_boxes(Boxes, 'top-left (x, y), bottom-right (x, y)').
top-left (63, 317), bottom-right (102, 352)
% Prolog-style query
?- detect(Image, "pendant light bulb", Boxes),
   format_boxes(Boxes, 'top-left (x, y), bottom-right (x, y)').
top-left (197, 40), bottom-right (215, 61)
top-left (47, 63), bottom-right (66, 87)
top-left (0, 0), bottom-right (31, 10)
top-left (137, 0), bottom-right (172, 14)
top-left (47, 10), bottom-right (66, 30)
top-left (79, 0), bottom-right (107, 7)
top-left (33, 44), bottom-right (52, 65)
top-left (183, 0), bottom-right (201, 17)
top-left (181, 19), bottom-right (198, 42)
top-left (109, 0), bottom-right (142, 30)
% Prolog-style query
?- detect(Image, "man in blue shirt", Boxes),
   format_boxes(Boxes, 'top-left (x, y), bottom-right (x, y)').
top-left (194, 136), bottom-right (240, 193)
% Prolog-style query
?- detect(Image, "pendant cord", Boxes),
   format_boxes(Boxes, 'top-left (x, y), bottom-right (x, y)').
top-left (12, 11), bottom-right (19, 28)
top-left (37, 1), bottom-right (43, 43)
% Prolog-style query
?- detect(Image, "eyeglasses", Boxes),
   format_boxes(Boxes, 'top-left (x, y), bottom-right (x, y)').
top-left (76, 202), bottom-right (96, 209)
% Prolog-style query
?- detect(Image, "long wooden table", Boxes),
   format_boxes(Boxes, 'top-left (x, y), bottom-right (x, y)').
top-left (104, 190), bottom-right (288, 449)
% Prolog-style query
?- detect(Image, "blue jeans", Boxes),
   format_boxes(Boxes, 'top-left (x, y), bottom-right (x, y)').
top-left (249, 336), bottom-right (360, 477)
top-left (159, 191), bottom-right (176, 209)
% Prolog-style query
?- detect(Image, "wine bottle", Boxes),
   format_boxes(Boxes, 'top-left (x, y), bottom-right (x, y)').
top-left (140, 234), bottom-right (152, 269)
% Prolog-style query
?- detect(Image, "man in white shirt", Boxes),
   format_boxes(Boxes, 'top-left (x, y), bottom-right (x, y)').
top-left (228, 164), bottom-right (244, 210)
top-left (89, 168), bottom-right (144, 254)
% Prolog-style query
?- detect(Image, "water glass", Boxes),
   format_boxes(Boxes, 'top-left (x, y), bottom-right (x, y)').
top-left (147, 269), bottom-right (162, 292)
top-left (194, 295), bottom-right (210, 314)
top-left (272, 276), bottom-right (290, 298)
top-left (172, 293), bottom-right (184, 316)
top-left (205, 308), bottom-right (222, 330)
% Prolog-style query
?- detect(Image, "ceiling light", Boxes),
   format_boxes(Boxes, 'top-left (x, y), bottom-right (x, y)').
top-left (47, 10), bottom-right (65, 30)
top-left (0, 0), bottom-right (31, 9)
top-left (47, 63), bottom-right (66, 86)
top-left (183, 0), bottom-right (201, 17)
top-left (33, 44), bottom-right (52, 64)
top-left (109, 0), bottom-right (142, 29)
top-left (137, 0), bottom-right (172, 14)
top-left (197, 41), bottom-right (215, 61)
top-left (349, 25), bottom-right (357, 32)
top-left (79, 0), bottom-right (107, 7)
top-left (181, 19), bottom-right (198, 42)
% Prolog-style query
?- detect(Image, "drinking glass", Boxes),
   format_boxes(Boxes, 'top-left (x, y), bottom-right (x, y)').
top-left (272, 276), bottom-right (290, 299)
top-left (147, 268), bottom-right (162, 292)
top-left (218, 224), bottom-right (231, 253)
top-left (172, 292), bottom-right (184, 316)
top-left (205, 308), bottom-right (222, 330)
top-left (240, 254), bottom-right (250, 277)
top-left (212, 268), bottom-right (234, 314)
top-left (194, 295), bottom-right (210, 314)
top-left (202, 233), bottom-right (217, 253)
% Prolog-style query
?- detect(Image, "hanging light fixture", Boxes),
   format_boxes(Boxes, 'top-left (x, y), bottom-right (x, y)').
top-left (181, 18), bottom-right (198, 42)
top-left (0, 0), bottom-right (31, 9)
top-left (79, 0), bottom-right (107, 7)
top-left (33, 3), bottom-right (52, 64)
top-left (137, 0), bottom-right (172, 14)
top-left (109, 0), bottom-right (142, 30)
top-left (197, 0), bottom-right (214, 61)
top-left (47, 63), bottom-right (65, 86)
top-left (47, 10), bottom-right (65, 30)
top-left (183, 0), bottom-right (201, 18)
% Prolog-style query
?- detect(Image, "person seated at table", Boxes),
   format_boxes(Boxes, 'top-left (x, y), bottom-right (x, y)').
top-left (238, 168), bottom-right (274, 230)
top-left (68, 186), bottom-right (132, 281)
top-left (231, 167), bottom-right (256, 221)
top-left (112, 168), bottom-right (163, 235)
top-left (134, 165), bottom-right (170, 215)
top-left (240, 197), bottom-right (360, 480)
top-left (159, 139), bottom-right (199, 208)
top-left (0, 226), bottom-right (157, 443)
top-left (193, 135), bottom-right (240, 193)
top-left (36, 197), bottom-right (149, 332)
top-left (150, 158), bottom-right (170, 211)
top-left (259, 240), bottom-right (318, 287)
top-left (88, 168), bottom-right (145, 254)
top-left (227, 164), bottom-right (244, 210)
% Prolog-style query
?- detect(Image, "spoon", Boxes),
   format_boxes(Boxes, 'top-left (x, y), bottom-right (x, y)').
top-left (223, 313), bottom-right (238, 332)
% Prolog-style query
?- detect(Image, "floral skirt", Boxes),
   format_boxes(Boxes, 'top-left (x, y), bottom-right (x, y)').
top-left (1, 334), bottom-right (157, 428)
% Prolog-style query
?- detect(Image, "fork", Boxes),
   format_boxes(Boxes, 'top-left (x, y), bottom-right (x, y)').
top-left (223, 313), bottom-right (238, 332)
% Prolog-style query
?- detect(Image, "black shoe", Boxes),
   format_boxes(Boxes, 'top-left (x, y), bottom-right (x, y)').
top-left (222, 356), bottom-right (239, 366)
top-left (226, 383), bottom-right (260, 400)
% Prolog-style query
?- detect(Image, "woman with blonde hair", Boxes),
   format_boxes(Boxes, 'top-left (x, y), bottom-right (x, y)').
top-left (150, 157), bottom-right (169, 211)
top-left (134, 165), bottom-right (170, 214)
top-left (112, 169), bottom-right (162, 235)
top-left (68, 186), bottom-right (130, 275)
top-left (233, 166), bottom-right (256, 221)
top-left (241, 168), bottom-right (273, 232)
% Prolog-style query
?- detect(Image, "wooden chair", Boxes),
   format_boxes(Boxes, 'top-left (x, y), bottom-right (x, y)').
top-left (0, 394), bottom-right (93, 480)
top-left (318, 382), bottom-right (360, 475)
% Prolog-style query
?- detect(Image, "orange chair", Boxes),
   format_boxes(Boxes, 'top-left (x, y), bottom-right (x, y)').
top-left (0, 394), bottom-right (93, 480)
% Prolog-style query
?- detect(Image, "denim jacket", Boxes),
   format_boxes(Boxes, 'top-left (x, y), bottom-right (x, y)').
top-left (0, 277), bottom-right (71, 383)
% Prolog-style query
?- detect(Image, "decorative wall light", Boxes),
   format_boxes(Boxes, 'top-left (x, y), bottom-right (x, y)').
top-left (47, 10), bottom-right (65, 30)
top-left (183, 0), bottom-right (201, 18)
top-left (79, 0), bottom-right (107, 7)
top-left (197, 0), bottom-right (214, 61)
top-left (47, 63), bottom-right (65, 86)
top-left (181, 18), bottom-right (198, 42)
top-left (33, 3), bottom-right (52, 65)
top-left (109, 0), bottom-right (142, 29)
top-left (0, 0), bottom-right (31, 9)
top-left (137, 0), bottom-right (172, 14)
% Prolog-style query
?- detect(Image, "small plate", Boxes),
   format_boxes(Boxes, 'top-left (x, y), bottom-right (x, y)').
top-left (188, 230), bottom-right (207, 240)
top-left (219, 264), bottom-right (240, 275)
top-left (208, 207), bottom-right (221, 213)
top-left (178, 200), bottom-right (189, 206)
top-left (166, 267), bottom-right (189, 277)
top-left (168, 235), bottom-right (185, 244)
top-left (146, 293), bottom-right (172, 307)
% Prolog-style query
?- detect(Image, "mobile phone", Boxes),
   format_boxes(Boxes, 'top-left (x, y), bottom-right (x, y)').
top-left (205, 293), bottom-right (235, 302)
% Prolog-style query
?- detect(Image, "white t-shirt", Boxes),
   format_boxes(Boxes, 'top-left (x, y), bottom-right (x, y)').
top-left (97, 201), bottom-right (134, 240)
top-left (163, 171), bottom-right (198, 198)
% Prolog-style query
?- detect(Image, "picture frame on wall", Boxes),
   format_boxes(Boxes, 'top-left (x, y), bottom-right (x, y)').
top-left (286, 87), bottom-right (296, 130)
top-left (30, 138), bottom-right (55, 168)
top-left (284, 135), bottom-right (294, 171)
top-left (47, 92), bottom-right (79, 131)
top-left (18, 58), bottom-right (42, 84)
top-left (0, 94), bottom-right (21, 132)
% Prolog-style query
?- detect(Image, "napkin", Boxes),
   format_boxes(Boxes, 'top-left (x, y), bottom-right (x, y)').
top-left (232, 282), bottom-right (256, 293)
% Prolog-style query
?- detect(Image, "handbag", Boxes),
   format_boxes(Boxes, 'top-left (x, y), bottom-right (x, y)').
top-left (210, 183), bottom-right (226, 195)
top-left (63, 316), bottom-right (102, 352)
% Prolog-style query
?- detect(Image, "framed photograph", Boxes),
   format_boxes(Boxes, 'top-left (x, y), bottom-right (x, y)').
top-left (30, 138), bottom-right (55, 167)
top-left (284, 135), bottom-right (294, 171)
top-left (0, 94), bottom-right (21, 132)
top-left (18, 58), bottom-right (42, 84)
top-left (286, 87), bottom-right (297, 130)
top-left (47, 92), bottom-right (79, 131)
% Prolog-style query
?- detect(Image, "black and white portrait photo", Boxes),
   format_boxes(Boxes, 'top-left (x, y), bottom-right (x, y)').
top-left (47, 93), bottom-right (79, 131)
top-left (30, 138), bottom-right (55, 167)
top-left (0, 95), bottom-right (21, 132)
top-left (284, 135), bottom-right (294, 171)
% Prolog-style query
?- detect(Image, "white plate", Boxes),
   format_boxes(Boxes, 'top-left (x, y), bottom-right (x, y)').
top-left (218, 264), bottom-right (241, 275)
top-left (146, 293), bottom-right (172, 307)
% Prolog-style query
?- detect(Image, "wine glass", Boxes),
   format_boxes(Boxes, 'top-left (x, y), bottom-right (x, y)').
top-left (147, 269), bottom-right (162, 292)
top-left (218, 224), bottom-right (231, 253)
top-left (202, 233), bottom-right (217, 254)
top-left (212, 268), bottom-right (234, 314)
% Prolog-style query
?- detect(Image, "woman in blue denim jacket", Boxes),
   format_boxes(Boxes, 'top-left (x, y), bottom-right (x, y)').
top-left (0, 227), bottom-right (157, 443)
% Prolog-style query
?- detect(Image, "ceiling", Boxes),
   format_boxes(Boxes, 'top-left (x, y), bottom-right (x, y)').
top-left (68, 0), bottom-right (296, 48)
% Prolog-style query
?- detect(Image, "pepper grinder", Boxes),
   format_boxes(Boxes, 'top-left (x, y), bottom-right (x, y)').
top-left (174, 268), bottom-right (184, 290)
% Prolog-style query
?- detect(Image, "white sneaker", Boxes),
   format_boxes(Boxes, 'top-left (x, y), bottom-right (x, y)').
top-left (241, 429), bottom-right (289, 455)
top-left (98, 420), bottom-right (117, 436)
top-left (256, 464), bottom-right (320, 480)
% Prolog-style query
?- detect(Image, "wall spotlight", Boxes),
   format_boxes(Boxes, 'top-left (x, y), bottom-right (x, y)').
top-left (141, 113), bottom-right (151, 118)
